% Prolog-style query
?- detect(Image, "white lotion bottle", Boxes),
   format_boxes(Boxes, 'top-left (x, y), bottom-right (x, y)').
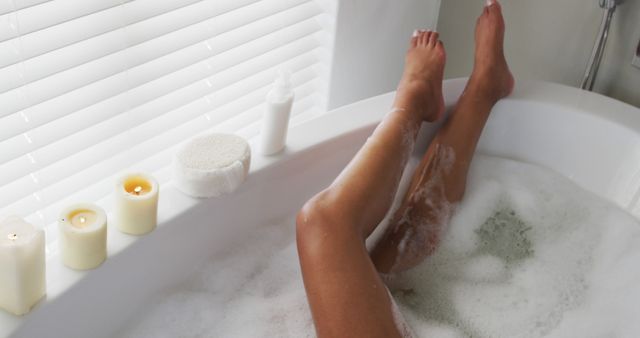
top-left (259, 70), bottom-right (294, 155)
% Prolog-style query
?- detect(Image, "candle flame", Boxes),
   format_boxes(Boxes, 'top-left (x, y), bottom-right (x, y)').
top-left (7, 233), bottom-right (17, 241)
top-left (79, 216), bottom-right (86, 224)
top-left (134, 186), bottom-right (143, 195)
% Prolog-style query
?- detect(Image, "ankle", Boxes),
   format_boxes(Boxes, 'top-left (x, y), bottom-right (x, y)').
top-left (396, 77), bottom-right (431, 101)
top-left (394, 82), bottom-right (441, 122)
top-left (468, 64), bottom-right (512, 103)
top-left (467, 71), bottom-right (495, 95)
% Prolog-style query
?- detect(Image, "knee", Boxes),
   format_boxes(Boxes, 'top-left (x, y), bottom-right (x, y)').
top-left (296, 190), bottom-right (335, 242)
top-left (296, 189), bottom-right (357, 255)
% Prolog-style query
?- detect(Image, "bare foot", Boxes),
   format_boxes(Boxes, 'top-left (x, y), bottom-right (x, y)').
top-left (394, 30), bottom-right (446, 122)
top-left (471, 0), bottom-right (514, 103)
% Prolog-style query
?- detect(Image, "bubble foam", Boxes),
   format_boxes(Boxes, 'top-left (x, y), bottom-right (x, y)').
top-left (391, 155), bottom-right (640, 338)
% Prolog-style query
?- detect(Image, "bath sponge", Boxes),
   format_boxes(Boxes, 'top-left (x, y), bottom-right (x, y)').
top-left (173, 133), bottom-right (251, 198)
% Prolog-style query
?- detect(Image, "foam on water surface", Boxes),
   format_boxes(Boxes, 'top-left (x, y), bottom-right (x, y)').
top-left (119, 155), bottom-right (640, 337)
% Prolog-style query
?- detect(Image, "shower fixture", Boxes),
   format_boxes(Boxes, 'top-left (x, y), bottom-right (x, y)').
top-left (580, 0), bottom-right (623, 91)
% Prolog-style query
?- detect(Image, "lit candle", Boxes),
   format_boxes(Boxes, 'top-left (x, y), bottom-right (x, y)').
top-left (58, 203), bottom-right (107, 270)
top-left (0, 216), bottom-right (46, 316)
top-left (115, 173), bottom-right (159, 235)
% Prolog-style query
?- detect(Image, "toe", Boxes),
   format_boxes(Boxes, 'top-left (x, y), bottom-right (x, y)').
top-left (487, 1), bottom-right (505, 27)
top-left (419, 30), bottom-right (428, 46)
top-left (482, 2), bottom-right (491, 15)
top-left (416, 31), bottom-right (425, 46)
top-left (421, 30), bottom-right (432, 46)
top-left (410, 30), bottom-right (419, 47)
top-left (487, 0), bottom-right (502, 14)
top-left (430, 31), bottom-right (439, 46)
top-left (415, 31), bottom-right (424, 46)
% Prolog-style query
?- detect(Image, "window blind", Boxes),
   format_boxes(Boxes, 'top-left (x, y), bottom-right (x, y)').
top-left (0, 0), bottom-right (335, 240)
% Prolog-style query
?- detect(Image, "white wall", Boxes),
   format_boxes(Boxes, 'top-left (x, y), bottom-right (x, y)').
top-left (437, 0), bottom-right (640, 107)
top-left (327, 0), bottom-right (441, 109)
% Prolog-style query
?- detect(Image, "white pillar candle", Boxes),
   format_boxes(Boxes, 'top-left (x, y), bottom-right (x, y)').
top-left (115, 173), bottom-right (159, 235)
top-left (58, 203), bottom-right (107, 270)
top-left (0, 216), bottom-right (46, 316)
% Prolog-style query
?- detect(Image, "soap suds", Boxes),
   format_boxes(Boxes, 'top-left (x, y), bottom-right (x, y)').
top-left (120, 155), bottom-right (640, 338)
top-left (388, 288), bottom-right (417, 338)
top-left (118, 218), bottom-right (315, 338)
top-left (391, 144), bottom-right (457, 271)
top-left (399, 115), bottom-right (419, 164)
top-left (391, 155), bottom-right (640, 338)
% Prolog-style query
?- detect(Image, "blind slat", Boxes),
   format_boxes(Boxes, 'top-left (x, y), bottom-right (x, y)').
top-left (0, 4), bottom-right (322, 130)
top-left (0, 22), bottom-right (322, 166)
top-left (0, 0), bottom-right (213, 53)
top-left (0, 0), bottom-right (52, 16)
top-left (0, 0), bottom-right (121, 43)
top-left (0, 0), bottom-right (269, 91)
top-left (35, 51), bottom-right (321, 184)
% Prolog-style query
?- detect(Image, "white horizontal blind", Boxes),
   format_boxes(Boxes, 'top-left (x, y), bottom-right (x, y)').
top-left (0, 0), bottom-right (335, 239)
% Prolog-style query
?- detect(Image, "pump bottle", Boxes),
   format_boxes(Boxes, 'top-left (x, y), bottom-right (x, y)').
top-left (259, 70), bottom-right (294, 155)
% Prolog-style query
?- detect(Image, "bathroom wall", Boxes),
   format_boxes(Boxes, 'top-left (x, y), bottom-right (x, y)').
top-left (438, 0), bottom-right (640, 108)
top-left (327, 0), bottom-right (441, 109)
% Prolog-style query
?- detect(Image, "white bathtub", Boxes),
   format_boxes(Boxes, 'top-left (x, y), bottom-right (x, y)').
top-left (2, 78), bottom-right (640, 338)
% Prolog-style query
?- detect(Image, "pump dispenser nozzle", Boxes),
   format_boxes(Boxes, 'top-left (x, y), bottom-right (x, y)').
top-left (271, 69), bottom-right (293, 102)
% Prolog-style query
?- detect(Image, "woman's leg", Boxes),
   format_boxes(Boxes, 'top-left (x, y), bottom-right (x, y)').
top-left (371, 0), bottom-right (515, 273)
top-left (296, 30), bottom-right (445, 337)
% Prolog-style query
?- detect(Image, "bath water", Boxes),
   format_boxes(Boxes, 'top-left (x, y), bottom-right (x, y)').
top-left (119, 155), bottom-right (640, 337)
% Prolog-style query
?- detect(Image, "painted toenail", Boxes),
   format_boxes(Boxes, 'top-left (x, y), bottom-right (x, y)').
top-left (413, 30), bottom-right (419, 37)
top-left (486, 0), bottom-right (496, 6)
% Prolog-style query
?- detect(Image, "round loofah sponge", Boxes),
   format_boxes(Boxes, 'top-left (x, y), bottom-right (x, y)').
top-left (173, 133), bottom-right (251, 198)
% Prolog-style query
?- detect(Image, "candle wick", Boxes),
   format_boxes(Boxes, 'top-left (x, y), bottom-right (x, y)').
top-left (134, 186), bottom-right (143, 195)
top-left (7, 233), bottom-right (17, 241)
